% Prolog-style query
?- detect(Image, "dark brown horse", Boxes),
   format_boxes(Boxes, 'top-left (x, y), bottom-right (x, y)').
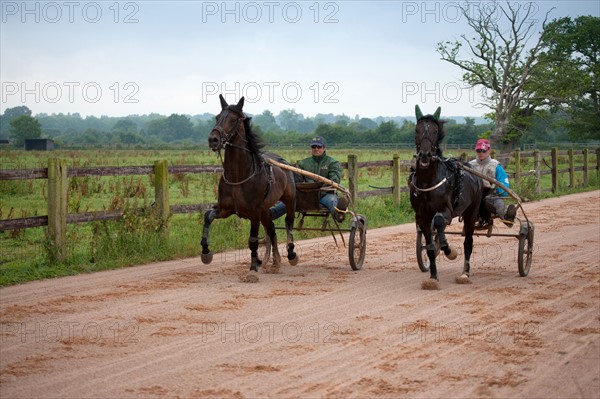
top-left (409, 105), bottom-right (482, 288)
top-left (201, 95), bottom-right (298, 273)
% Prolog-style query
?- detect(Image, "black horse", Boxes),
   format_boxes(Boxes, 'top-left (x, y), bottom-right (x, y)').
top-left (201, 95), bottom-right (298, 275)
top-left (409, 105), bottom-right (482, 288)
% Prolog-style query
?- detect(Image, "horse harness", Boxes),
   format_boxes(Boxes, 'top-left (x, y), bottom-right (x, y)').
top-left (411, 157), bottom-right (464, 211)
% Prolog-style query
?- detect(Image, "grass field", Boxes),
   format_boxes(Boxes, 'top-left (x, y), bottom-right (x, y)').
top-left (1, 147), bottom-right (597, 286)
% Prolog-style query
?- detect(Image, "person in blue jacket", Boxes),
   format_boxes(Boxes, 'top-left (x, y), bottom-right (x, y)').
top-left (468, 139), bottom-right (517, 227)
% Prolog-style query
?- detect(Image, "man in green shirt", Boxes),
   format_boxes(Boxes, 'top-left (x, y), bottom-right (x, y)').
top-left (270, 136), bottom-right (346, 222)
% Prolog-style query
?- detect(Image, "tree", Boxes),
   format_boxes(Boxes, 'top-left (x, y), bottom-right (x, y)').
top-left (527, 16), bottom-right (600, 140)
top-left (119, 131), bottom-right (143, 145)
top-left (9, 115), bottom-right (42, 146)
top-left (252, 110), bottom-right (280, 133)
top-left (111, 119), bottom-right (139, 134)
top-left (0, 106), bottom-right (32, 139)
top-left (437, 1), bottom-right (552, 147)
top-left (277, 109), bottom-right (303, 132)
top-left (145, 114), bottom-right (194, 142)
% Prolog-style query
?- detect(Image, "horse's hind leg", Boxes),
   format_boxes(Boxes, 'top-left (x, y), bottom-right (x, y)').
top-left (284, 208), bottom-right (298, 265)
top-left (457, 209), bottom-right (478, 284)
top-left (261, 211), bottom-right (281, 273)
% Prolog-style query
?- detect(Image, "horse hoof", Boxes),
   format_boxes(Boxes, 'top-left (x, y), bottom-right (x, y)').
top-left (421, 279), bottom-right (440, 290)
top-left (288, 254), bottom-right (299, 266)
top-left (201, 252), bottom-right (213, 264)
top-left (445, 247), bottom-right (458, 260)
top-left (455, 274), bottom-right (471, 284)
top-left (240, 272), bottom-right (259, 283)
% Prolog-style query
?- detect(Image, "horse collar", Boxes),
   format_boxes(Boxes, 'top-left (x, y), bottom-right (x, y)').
top-left (412, 174), bottom-right (449, 193)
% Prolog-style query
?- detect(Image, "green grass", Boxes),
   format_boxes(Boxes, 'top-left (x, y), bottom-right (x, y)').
top-left (1, 147), bottom-right (598, 287)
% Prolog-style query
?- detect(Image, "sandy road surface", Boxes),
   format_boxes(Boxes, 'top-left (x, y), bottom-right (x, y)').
top-left (1, 191), bottom-right (599, 399)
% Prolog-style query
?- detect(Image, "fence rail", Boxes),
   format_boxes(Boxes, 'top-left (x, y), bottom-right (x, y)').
top-left (1, 148), bottom-right (598, 261)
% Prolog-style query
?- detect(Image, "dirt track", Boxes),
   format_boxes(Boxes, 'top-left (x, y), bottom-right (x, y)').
top-left (1, 191), bottom-right (599, 398)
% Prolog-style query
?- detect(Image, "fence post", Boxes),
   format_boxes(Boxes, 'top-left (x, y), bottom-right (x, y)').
top-left (47, 158), bottom-right (67, 262)
top-left (582, 149), bottom-right (589, 187)
top-left (154, 160), bottom-right (170, 235)
top-left (347, 154), bottom-right (358, 201)
top-left (514, 149), bottom-right (521, 187)
top-left (534, 150), bottom-right (541, 195)
top-left (568, 148), bottom-right (575, 188)
top-left (551, 147), bottom-right (558, 193)
top-left (392, 154), bottom-right (401, 204)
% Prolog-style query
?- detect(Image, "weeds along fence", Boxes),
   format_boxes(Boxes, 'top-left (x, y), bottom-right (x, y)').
top-left (1, 148), bottom-right (598, 262)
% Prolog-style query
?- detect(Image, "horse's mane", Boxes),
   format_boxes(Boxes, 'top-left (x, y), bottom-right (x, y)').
top-left (226, 105), bottom-right (265, 156)
top-left (418, 115), bottom-right (446, 157)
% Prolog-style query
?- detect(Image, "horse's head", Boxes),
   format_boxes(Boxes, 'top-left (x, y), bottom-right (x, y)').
top-left (208, 95), bottom-right (246, 151)
top-left (414, 105), bottom-right (445, 168)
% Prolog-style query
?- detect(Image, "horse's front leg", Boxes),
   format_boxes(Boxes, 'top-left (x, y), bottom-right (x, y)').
top-left (419, 222), bottom-right (438, 281)
top-left (201, 208), bottom-right (218, 264)
top-left (201, 206), bottom-right (232, 264)
top-left (248, 218), bottom-right (264, 272)
top-left (434, 211), bottom-right (458, 260)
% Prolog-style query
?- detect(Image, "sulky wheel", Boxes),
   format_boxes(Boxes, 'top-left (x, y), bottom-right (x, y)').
top-left (518, 221), bottom-right (534, 277)
top-left (258, 225), bottom-right (271, 266)
top-left (416, 227), bottom-right (440, 272)
top-left (349, 216), bottom-right (367, 271)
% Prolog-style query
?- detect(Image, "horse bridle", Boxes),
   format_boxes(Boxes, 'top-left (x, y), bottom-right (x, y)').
top-left (416, 119), bottom-right (438, 156)
top-left (211, 108), bottom-right (262, 185)
top-left (413, 120), bottom-right (446, 192)
top-left (212, 108), bottom-right (246, 150)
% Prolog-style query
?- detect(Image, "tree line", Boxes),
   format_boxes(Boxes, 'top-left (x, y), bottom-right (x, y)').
top-left (0, 103), bottom-right (592, 149)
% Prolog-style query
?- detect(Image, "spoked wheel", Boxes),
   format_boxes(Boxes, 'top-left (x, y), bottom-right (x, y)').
top-left (518, 221), bottom-right (534, 277)
top-left (258, 225), bottom-right (271, 266)
top-left (416, 227), bottom-right (440, 272)
top-left (349, 216), bottom-right (367, 271)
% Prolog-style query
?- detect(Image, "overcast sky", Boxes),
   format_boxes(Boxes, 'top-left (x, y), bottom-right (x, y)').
top-left (1, 1), bottom-right (598, 119)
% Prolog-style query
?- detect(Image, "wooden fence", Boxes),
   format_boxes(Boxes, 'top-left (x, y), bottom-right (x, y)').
top-left (487, 148), bottom-right (600, 195)
top-left (1, 148), bottom-right (598, 261)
